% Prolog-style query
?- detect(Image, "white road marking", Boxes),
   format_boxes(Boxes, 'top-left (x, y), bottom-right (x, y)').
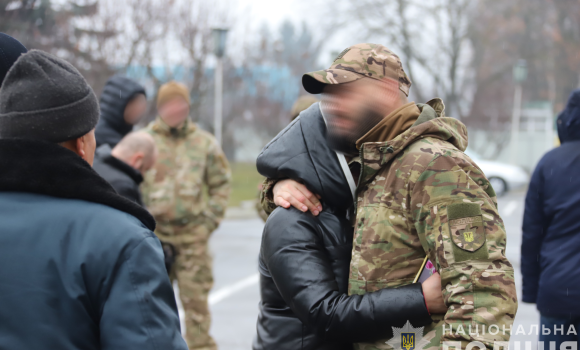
top-left (173, 280), bottom-right (187, 336)
top-left (209, 273), bottom-right (260, 305)
top-left (172, 273), bottom-right (260, 336)
top-left (502, 200), bottom-right (518, 217)
top-left (173, 273), bottom-right (260, 337)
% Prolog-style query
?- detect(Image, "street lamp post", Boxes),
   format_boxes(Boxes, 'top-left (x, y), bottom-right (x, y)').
top-left (510, 59), bottom-right (527, 165)
top-left (212, 28), bottom-right (228, 146)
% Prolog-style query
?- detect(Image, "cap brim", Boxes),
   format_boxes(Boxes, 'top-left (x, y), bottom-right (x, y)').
top-left (302, 69), bottom-right (364, 94)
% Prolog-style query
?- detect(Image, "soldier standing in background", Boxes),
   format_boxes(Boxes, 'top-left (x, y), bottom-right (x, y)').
top-left (142, 81), bottom-right (231, 350)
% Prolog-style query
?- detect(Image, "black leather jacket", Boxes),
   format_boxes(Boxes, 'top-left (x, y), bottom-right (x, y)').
top-left (253, 103), bottom-right (432, 350)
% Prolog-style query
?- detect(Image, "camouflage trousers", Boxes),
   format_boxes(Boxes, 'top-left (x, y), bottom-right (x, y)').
top-left (157, 220), bottom-right (217, 350)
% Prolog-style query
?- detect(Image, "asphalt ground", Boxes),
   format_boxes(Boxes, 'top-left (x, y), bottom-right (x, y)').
top-left (191, 189), bottom-right (542, 349)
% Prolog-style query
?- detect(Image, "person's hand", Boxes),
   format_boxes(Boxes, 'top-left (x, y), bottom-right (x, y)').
top-left (422, 272), bottom-right (447, 314)
top-left (272, 179), bottom-right (322, 216)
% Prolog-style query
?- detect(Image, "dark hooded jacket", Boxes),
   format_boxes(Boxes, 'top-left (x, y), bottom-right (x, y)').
top-left (0, 138), bottom-right (187, 350)
top-left (522, 89), bottom-right (580, 316)
top-left (253, 103), bottom-right (431, 350)
top-left (95, 76), bottom-right (146, 148)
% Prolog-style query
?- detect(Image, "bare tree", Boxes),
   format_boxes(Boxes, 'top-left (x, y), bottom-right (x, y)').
top-left (466, 0), bottom-right (580, 130)
top-left (343, 0), bottom-right (473, 119)
top-left (0, 0), bottom-right (103, 83)
top-left (172, 0), bottom-right (217, 122)
top-left (71, 0), bottom-right (175, 116)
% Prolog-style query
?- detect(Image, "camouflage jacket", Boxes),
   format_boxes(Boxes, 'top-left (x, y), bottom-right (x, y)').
top-left (260, 99), bottom-right (517, 349)
top-left (142, 117), bottom-right (231, 233)
top-left (350, 100), bottom-right (517, 349)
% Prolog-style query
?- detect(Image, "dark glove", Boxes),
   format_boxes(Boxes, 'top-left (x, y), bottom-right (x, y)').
top-left (160, 241), bottom-right (177, 274)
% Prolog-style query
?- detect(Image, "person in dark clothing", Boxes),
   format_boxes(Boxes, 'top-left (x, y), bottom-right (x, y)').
top-left (0, 50), bottom-right (187, 350)
top-left (0, 32), bottom-right (27, 87)
top-left (253, 103), bottom-right (444, 350)
top-left (95, 75), bottom-right (148, 148)
top-left (93, 131), bottom-right (157, 206)
top-left (93, 131), bottom-right (176, 274)
top-left (522, 89), bottom-right (580, 346)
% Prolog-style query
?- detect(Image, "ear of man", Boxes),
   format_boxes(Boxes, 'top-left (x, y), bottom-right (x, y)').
top-left (111, 131), bottom-right (157, 173)
top-left (375, 77), bottom-right (409, 116)
top-left (128, 152), bottom-right (145, 171)
top-left (399, 90), bottom-right (409, 105)
top-left (59, 132), bottom-right (94, 165)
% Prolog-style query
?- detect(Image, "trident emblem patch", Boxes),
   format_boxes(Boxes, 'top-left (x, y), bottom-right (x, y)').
top-left (401, 332), bottom-right (415, 350)
top-left (463, 231), bottom-right (474, 242)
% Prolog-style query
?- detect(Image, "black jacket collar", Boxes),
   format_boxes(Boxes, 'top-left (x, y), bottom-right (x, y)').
top-left (0, 139), bottom-right (155, 230)
top-left (96, 144), bottom-right (143, 185)
top-left (256, 103), bottom-right (353, 212)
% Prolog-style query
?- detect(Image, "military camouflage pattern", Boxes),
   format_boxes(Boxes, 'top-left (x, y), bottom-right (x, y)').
top-left (142, 117), bottom-right (231, 226)
top-left (259, 177), bottom-right (279, 217)
top-left (303, 43), bottom-right (412, 96)
top-left (255, 178), bottom-right (270, 222)
top-left (169, 222), bottom-right (215, 349)
top-left (142, 117), bottom-right (231, 350)
top-left (349, 99), bottom-right (517, 349)
top-left (449, 216), bottom-right (486, 252)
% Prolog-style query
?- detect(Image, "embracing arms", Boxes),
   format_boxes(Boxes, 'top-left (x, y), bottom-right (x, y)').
top-left (261, 208), bottom-right (440, 343)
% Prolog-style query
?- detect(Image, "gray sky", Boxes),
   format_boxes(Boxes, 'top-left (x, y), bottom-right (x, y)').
top-left (234, 0), bottom-right (356, 66)
top-left (238, 0), bottom-right (303, 28)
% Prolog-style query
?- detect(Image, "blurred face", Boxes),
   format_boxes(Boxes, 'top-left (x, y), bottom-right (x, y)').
top-left (158, 97), bottom-right (190, 128)
top-left (124, 94), bottom-right (148, 125)
top-left (321, 77), bottom-right (403, 155)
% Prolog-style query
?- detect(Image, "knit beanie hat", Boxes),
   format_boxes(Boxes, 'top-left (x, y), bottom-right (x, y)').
top-left (0, 50), bottom-right (99, 143)
top-left (156, 81), bottom-right (190, 109)
top-left (0, 33), bottom-right (27, 87)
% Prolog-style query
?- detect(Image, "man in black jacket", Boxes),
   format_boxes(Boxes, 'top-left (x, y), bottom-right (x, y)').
top-left (93, 131), bottom-right (157, 206)
top-left (0, 50), bottom-right (187, 349)
top-left (95, 75), bottom-right (148, 148)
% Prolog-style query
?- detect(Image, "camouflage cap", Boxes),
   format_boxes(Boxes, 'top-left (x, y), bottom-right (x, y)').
top-left (302, 43), bottom-right (412, 96)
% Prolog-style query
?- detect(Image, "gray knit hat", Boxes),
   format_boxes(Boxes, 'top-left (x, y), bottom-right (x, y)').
top-left (0, 50), bottom-right (99, 143)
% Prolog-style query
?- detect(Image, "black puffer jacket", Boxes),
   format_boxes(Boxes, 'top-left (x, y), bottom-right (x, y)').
top-left (253, 103), bottom-right (432, 350)
top-left (95, 76), bottom-right (146, 148)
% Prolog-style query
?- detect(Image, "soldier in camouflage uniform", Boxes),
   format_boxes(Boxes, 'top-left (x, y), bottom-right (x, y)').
top-left (142, 81), bottom-right (231, 350)
top-left (261, 44), bottom-right (517, 349)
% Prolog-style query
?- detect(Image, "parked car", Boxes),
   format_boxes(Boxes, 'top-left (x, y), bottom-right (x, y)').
top-left (464, 150), bottom-right (529, 196)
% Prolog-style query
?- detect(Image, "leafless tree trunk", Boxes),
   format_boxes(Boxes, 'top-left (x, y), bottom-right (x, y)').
top-left (339, 0), bottom-right (474, 119)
